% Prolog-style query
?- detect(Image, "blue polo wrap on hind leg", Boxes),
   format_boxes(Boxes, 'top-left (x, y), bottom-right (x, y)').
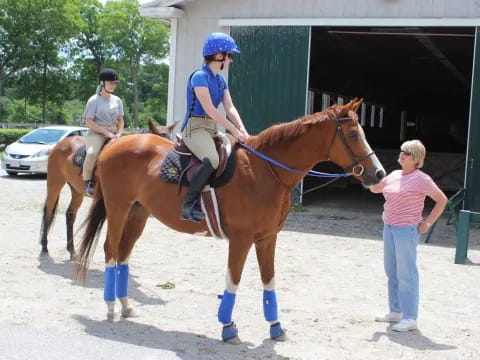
top-left (116, 264), bottom-right (129, 298)
top-left (217, 290), bottom-right (236, 324)
top-left (263, 290), bottom-right (278, 322)
top-left (104, 266), bottom-right (116, 302)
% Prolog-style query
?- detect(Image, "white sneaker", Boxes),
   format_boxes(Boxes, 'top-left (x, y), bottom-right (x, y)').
top-left (375, 312), bottom-right (402, 322)
top-left (391, 318), bottom-right (417, 332)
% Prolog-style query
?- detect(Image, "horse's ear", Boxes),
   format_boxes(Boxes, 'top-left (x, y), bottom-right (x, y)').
top-left (167, 120), bottom-right (179, 132)
top-left (352, 98), bottom-right (363, 112)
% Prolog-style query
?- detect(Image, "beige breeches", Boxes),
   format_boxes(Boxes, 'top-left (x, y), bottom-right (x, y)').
top-left (82, 125), bottom-right (117, 181)
top-left (182, 117), bottom-right (220, 169)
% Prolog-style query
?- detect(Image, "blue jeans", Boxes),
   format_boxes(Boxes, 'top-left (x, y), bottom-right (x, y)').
top-left (383, 223), bottom-right (420, 320)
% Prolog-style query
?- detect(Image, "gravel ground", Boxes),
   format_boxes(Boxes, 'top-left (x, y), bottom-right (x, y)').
top-left (0, 170), bottom-right (479, 360)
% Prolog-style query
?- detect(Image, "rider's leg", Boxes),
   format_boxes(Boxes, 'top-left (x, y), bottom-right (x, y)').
top-left (181, 129), bottom-right (219, 222)
top-left (82, 129), bottom-right (108, 196)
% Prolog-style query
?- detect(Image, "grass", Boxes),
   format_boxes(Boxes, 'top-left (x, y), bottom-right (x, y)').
top-left (290, 204), bottom-right (308, 213)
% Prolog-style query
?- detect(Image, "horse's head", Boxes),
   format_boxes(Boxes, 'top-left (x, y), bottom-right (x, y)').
top-left (327, 99), bottom-right (386, 187)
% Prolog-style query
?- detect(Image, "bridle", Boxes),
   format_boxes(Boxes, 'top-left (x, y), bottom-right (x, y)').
top-left (330, 115), bottom-right (376, 177)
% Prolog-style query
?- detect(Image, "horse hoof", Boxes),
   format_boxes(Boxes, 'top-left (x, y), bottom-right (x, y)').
top-left (224, 336), bottom-right (242, 345)
top-left (121, 307), bottom-right (138, 318)
top-left (69, 253), bottom-right (77, 261)
top-left (107, 311), bottom-right (120, 322)
top-left (222, 322), bottom-right (241, 344)
top-left (270, 322), bottom-right (287, 341)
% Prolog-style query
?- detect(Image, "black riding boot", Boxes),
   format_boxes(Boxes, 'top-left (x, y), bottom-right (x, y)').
top-left (181, 158), bottom-right (215, 222)
top-left (84, 180), bottom-right (94, 197)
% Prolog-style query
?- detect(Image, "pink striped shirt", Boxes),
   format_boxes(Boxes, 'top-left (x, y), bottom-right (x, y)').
top-left (380, 169), bottom-right (439, 226)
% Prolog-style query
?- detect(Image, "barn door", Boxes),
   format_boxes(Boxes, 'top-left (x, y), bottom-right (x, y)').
top-left (229, 26), bottom-right (310, 134)
top-left (465, 27), bottom-right (480, 211)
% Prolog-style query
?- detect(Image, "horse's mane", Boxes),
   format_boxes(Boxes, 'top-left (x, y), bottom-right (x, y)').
top-left (247, 110), bottom-right (331, 150)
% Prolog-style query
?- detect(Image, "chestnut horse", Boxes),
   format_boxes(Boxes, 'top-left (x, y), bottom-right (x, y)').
top-left (75, 99), bottom-right (385, 343)
top-left (40, 119), bottom-right (176, 259)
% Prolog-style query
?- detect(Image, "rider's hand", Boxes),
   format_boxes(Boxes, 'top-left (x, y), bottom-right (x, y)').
top-left (238, 133), bottom-right (249, 143)
top-left (104, 131), bottom-right (115, 139)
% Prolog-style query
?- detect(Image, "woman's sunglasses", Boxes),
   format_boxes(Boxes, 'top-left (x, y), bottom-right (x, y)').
top-left (226, 52), bottom-right (234, 59)
top-left (400, 150), bottom-right (412, 156)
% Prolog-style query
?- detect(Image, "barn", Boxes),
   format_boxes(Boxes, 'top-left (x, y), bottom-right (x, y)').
top-left (140, 0), bottom-right (479, 218)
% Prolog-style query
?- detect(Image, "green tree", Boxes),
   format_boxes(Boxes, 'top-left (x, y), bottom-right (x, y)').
top-left (29, 0), bottom-right (81, 122)
top-left (100, 0), bottom-right (169, 128)
top-left (0, 0), bottom-right (36, 121)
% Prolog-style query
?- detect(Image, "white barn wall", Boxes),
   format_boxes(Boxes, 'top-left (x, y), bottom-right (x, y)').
top-left (142, 0), bottom-right (480, 125)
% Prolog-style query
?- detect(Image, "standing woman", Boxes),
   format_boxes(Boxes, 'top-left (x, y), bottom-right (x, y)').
top-left (369, 139), bottom-right (447, 331)
top-left (180, 32), bottom-right (250, 222)
top-left (82, 68), bottom-right (124, 196)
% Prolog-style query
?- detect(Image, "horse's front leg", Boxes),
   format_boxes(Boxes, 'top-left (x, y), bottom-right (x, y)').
top-left (255, 236), bottom-right (286, 341)
top-left (218, 238), bottom-right (252, 344)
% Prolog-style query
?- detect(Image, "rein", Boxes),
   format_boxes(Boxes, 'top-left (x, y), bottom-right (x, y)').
top-left (238, 142), bottom-right (348, 179)
top-left (238, 114), bottom-right (376, 192)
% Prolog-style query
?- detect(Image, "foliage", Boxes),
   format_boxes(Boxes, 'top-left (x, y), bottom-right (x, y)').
top-left (0, 129), bottom-right (31, 145)
top-left (100, 0), bottom-right (169, 127)
top-left (6, 100), bottom-right (43, 124)
top-left (0, 0), bottom-right (169, 127)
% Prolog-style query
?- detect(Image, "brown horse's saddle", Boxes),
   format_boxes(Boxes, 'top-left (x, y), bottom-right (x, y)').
top-left (160, 134), bottom-right (236, 187)
top-left (72, 144), bottom-right (87, 168)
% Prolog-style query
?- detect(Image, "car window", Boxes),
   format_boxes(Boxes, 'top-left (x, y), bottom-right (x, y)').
top-left (67, 131), bottom-right (81, 137)
top-left (80, 130), bottom-right (88, 136)
top-left (19, 129), bottom-right (67, 144)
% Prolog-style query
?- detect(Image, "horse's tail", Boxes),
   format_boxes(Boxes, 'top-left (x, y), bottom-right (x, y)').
top-left (74, 182), bottom-right (106, 281)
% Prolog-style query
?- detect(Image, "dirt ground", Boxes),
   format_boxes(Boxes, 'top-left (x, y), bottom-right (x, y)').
top-left (0, 171), bottom-right (479, 360)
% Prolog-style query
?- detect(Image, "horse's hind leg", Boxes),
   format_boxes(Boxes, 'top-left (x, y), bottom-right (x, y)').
top-left (66, 184), bottom-right (84, 260)
top-left (254, 236), bottom-right (286, 341)
top-left (217, 237), bottom-right (252, 344)
top-left (116, 202), bottom-right (150, 318)
top-left (40, 176), bottom-right (65, 255)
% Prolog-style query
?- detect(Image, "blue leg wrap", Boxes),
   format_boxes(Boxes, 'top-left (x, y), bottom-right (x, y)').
top-left (116, 264), bottom-right (129, 298)
top-left (104, 266), bottom-right (116, 302)
top-left (217, 290), bottom-right (236, 324)
top-left (263, 290), bottom-right (278, 322)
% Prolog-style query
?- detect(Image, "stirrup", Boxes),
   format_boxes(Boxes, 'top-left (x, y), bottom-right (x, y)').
top-left (180, 200), bottom-right (205, 222)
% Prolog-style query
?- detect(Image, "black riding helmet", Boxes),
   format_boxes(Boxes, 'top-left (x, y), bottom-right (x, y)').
top-left (98, 68), bottom-right (119, 82)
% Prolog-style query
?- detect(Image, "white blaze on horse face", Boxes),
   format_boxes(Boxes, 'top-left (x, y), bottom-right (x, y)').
top-left (358, 126), bottom-right (385, 174)
top-left (226, 270), bottom-right (238, 293)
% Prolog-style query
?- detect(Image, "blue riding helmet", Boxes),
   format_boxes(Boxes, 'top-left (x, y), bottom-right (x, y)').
top-left (202, 32), bottom-right (240, 57)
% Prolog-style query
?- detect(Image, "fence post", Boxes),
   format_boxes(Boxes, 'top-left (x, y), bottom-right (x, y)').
top-left (455, 210), bottom-right (471, 264)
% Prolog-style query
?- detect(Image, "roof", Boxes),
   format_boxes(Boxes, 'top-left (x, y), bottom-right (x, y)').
top-left (38, 125), bottom-right (88, 131)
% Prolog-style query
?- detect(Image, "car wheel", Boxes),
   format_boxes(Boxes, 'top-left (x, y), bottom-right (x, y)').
top-left (6, 171), bottom-right (18, 176)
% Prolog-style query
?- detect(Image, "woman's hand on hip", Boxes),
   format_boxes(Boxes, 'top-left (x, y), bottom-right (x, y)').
top-left (418, 221), bottom-right (432, 234)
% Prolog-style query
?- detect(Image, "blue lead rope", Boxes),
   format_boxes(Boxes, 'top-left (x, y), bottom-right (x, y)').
top-left (238, 142), bottom-right (349, 178)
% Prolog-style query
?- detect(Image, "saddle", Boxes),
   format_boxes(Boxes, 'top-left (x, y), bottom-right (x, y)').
top-left (160, 134), bottom-right (236, 188)
top-left (72, 144), bottom-right (87, 168)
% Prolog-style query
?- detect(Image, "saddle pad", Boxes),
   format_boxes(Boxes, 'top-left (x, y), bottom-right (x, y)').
top-left (72, 144), bottom-right (86, 168)
top-left (160, 148), bottom-right (236, 188)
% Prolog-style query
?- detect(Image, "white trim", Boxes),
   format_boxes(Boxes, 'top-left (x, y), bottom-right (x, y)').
top-left (139, 6), bottom-right (184, 19)
top-left (166, 18), bottom-right (178, 126)
top-left (465, 27), bottom-right (478, 188)
top-left (220, 17), bottom-right (480, 27)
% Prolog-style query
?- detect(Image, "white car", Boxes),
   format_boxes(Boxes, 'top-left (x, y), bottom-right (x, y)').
top-left (1, 125), bottom-right (88, 176)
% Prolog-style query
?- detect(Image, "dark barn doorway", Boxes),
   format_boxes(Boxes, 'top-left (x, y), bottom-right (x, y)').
top-left (304, 26), bottom-right (474, 199)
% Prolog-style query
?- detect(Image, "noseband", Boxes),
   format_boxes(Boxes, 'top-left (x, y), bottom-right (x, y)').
top-left (331, 116), bottom-right (376, 176)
